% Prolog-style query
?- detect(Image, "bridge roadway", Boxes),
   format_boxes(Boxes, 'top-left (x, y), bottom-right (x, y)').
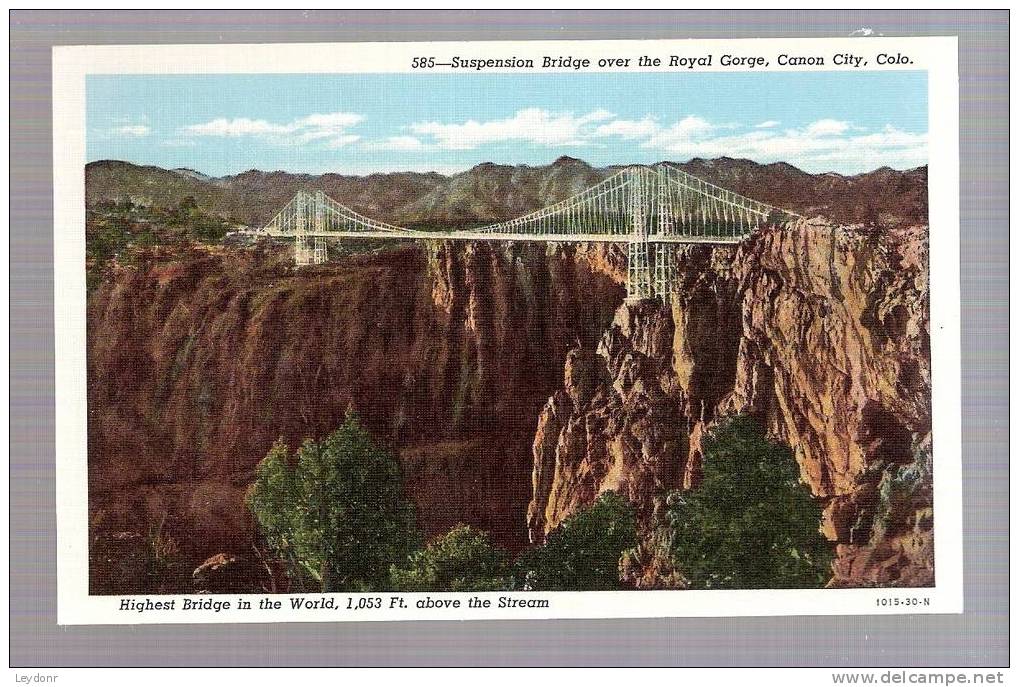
top-left (259, 229), bottom-right (744, 244)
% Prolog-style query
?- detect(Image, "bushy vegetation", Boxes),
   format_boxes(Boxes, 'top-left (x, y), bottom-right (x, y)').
top-left (387, 492), bottom-right (638, 592)
top-left (389, 524), bottom-right (509, 592)
top-left (86, 196), bottom-right (237, 288)
top-left (247, 418), bottom-right (641, 593)
top-left (247, 412), bottom-right (418, 592)
top-left (660, 416), bottom-right (833, 589)
top-left (513, 491), bottom-right (637, 591)
top-left (247, 415), bottom-right (830, 593)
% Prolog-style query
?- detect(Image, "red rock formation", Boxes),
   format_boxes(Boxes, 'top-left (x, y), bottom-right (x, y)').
top-left (527, 304), bottom-right (689, 543)
top-left (528, 219), bottom-right (932, 586)
top-left (87, 241), bottom-right (623, 579)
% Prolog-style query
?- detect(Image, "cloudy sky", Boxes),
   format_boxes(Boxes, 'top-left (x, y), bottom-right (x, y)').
top-left (87, 71), bottom-right (927, 177)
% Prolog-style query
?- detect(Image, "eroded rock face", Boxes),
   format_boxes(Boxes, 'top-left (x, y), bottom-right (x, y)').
top-left (729, 221), bottom-right (931, 586)
top-left (527, 302), bottom-right (688, 544)
top-left (87, 242), bottom-right (624, 582)
top-left (527, 219), bottom-right (932, 586)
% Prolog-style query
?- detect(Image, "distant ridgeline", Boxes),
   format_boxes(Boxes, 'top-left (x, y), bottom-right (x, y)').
top-left (84, 157), bottom-right (929, 231)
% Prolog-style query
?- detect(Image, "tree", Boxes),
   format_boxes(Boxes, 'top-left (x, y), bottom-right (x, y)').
top-left (189, 214), bottom-right (230, 243)
top-left (247, 412), bottom-right (418, 592)
top-left (390, 524), bottom-right (510, 592)
top-left (662, 416), bottom-right (833, 589)
top-left (514, 491), bottom-right (637, 591)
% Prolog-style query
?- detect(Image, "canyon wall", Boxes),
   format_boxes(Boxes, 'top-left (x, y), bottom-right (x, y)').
top-left (87, 242), bottom-right (623, 569)
top-left (528, 219), bottom-right (933, 587)
top-left (88, 218), bottom-right (933, 590)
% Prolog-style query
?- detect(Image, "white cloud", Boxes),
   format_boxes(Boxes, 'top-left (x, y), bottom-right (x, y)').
top-left (593, 117), bottom-right (659, 140)
top-left (175, 107), bottom-right (924, 175)
top-left (409, 108), bottom-right (615, 150)
top-left (114, 124), bottom-right (151, 137)
top-left (804, 119), bottom-right (850, 137)
top-left (184, 117), bottom-right (282, 137)
top-left (643, 115), bottom-right (716, 149)
top-left (367, 110), bottom-right (923, 173)
top-left (324, 135), bottom-right (361, 149)
top-left (369, 136), bottom-right (428, 152)
top-left (295, 112), bottom-right (363, 129)
top-left (182, 111), bottom-right (364, 148)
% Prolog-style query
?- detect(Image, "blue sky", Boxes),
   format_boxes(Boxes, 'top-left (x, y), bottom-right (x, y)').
top-left (87, 71), bottom-right (927, 177)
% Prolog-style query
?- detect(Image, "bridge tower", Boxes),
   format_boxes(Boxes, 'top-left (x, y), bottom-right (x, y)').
top-left (313, 190), bottom-right (328, 264)
top-left (294, 190), bottom-right (328, 266)
top-left (294, 191), bottom-right (311, 266)
top-left (626, 167), bottom-right (653, 302)
top-left (653, 170), bottom-right (675, 302)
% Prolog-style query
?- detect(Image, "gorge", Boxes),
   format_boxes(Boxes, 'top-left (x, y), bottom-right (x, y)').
top-left (86, 158), bottom-right (933, 592)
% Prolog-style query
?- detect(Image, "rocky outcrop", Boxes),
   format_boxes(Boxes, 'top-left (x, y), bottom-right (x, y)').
top-left (527, 303), bottom-right (689, 543)
top-left (528, 219), bottom-right (932, 586)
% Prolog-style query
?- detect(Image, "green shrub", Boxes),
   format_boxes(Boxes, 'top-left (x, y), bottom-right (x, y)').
top-left (189, 213), bottom-right (232, 243)
top-left (661, 416), bottom-right (833, 589)
top-left (247, 412), bottom-right (418, 592)
top-left (390, 524), bottom-right (510, 592)
top-left (514, 491), bottom-right (637, 591)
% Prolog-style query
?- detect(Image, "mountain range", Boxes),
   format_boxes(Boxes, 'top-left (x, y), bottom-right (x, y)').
top-left (85, 156), bottom-right (929, 228)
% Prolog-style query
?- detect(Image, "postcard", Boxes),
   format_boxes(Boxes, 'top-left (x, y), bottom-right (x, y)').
top-left (53, 36), bottom-right (961, 624)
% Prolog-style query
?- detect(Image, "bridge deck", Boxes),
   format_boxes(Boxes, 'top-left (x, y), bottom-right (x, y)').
top-left (260, 230), bottom-right (744, 244)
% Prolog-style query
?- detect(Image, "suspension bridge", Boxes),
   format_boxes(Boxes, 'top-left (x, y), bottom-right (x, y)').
top-left (253, 163), bottom-right (796, 300)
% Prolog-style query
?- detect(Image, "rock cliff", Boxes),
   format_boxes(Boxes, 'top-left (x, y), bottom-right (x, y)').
top-left (87, 241), bottom-right (623, 576)
top-left (527, 219), bottom-right (933, 587)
